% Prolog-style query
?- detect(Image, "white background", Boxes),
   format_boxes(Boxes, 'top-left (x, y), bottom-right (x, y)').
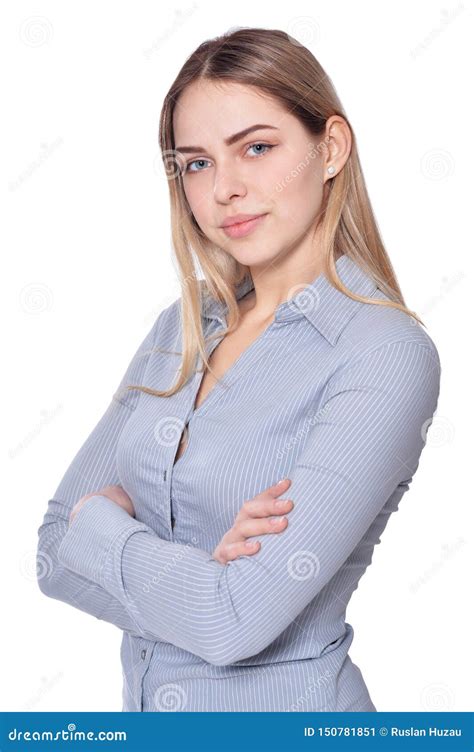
top-left (1, 0), bottom-right (471, 712)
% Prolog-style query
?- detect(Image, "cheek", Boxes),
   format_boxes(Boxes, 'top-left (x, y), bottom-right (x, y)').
top-left (182, 178), bottom-right (212, 225)
top-left (273, 161), bottom-right (324, 225)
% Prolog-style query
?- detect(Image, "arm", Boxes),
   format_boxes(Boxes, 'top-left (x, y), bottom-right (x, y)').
top-left (56, 339), bottom-right (441, 664)
top-left (36, 310), bottom-right (165, 639)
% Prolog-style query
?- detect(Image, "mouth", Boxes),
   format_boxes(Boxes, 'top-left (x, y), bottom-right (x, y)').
top-left (220, 213), bottom-right (268, 239)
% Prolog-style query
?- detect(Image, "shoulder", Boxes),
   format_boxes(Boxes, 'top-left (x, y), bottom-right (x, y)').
top-left (329, 287), bottom-right (441, 410)
top-left (338, 286), bottom-right (441, 370)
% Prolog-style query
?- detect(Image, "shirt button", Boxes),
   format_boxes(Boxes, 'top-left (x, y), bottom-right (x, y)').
top-left (141, 649), bottom-right (147, 660)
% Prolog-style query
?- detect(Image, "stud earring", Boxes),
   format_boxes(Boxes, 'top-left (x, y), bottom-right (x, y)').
top-left (327, 165), bottom-right (336, 175)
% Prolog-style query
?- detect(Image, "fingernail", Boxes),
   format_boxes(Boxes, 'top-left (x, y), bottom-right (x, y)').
top-left (276, 499), bottom-right (289, 508)
top-left (271, 516), bottom-right (285, 526)
top-left (277, 478), bottom-right (289, 486)
top-left (246, 540), bottom-right (258, 548)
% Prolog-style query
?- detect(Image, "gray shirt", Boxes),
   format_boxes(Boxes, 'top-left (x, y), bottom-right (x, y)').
top-left (37, 253), bottom-right (441, 712)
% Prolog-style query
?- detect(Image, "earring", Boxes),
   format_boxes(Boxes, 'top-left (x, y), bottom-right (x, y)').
top-left (327, 165), bottom-right (336, 175)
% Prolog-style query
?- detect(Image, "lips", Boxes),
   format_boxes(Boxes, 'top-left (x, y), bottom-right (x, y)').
top-left (221, 213), bottom-right (268, 239)
top-left (220, 213), bottom-right (266, 228)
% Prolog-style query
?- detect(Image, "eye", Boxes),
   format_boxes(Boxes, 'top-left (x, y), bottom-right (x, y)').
top-left (182, 142), bottom-right (275, 175)
top-left (183, 158), bottom-right (211, 174)
top-left (246, 142), bottom-right (274, 158)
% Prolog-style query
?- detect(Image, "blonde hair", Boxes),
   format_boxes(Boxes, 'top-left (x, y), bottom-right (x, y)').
top-left (128, 26), bottom-right (425, 400)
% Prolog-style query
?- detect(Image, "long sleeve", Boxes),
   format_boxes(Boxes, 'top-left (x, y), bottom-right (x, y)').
top-left (36, 310), bottom-right (164, 639)
top-left (56, 338), bottom-right (441, 665)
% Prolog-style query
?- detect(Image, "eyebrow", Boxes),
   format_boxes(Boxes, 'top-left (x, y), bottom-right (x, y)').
top-left (175, 124), bottom-right (279, 154)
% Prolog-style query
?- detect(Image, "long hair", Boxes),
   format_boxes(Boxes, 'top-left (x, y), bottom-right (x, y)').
top-left (128, 26), bottom-right (425, 400)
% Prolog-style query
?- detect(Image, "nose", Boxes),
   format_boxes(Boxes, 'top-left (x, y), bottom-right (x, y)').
top-left (213, 163), bottom-right (247, 204)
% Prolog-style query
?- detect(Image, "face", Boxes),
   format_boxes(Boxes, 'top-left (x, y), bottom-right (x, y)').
top-left (173, 79), bottom-right (342, 272)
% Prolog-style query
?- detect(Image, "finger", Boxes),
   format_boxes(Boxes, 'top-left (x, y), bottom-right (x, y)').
top-left (237, 515), bottom-right (289, 538)
top-left (254, 477), bottom-right (292, 502)
top-left (215, 539), bottom-right (262, 563)
top-left (266, 477), bottom-right (292, 496)
top-left (238, 495), bottom-right (294, 520)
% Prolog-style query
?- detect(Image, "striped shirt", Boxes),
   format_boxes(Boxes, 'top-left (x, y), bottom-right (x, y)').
top-left (36, 252), bottom-right (441, 712)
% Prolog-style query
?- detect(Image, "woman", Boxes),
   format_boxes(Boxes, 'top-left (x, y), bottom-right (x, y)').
top-left (37, 27), bottom-right (441, 712)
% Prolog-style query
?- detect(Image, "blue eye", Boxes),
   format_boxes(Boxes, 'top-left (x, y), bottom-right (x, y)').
top-left (184, 158), bottom-right (211, 174)
top-left (183, 143), bottom-right (274, 174)
top-left (247, 142), bottom-right (273, 157)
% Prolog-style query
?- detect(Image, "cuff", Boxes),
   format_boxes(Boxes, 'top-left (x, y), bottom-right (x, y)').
top-left (57, 495), bottom-right (150, 589)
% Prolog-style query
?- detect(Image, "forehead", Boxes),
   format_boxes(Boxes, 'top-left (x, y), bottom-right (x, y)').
top-left (172, 80), bottom-right (288, 144)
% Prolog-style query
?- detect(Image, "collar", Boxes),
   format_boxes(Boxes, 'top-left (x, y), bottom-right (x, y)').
top-left (202, 253), bottom-right (378, 346)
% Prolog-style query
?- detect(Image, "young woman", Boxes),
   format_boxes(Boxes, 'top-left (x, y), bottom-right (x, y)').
top-left (37, 27), bottom-right (441, 712)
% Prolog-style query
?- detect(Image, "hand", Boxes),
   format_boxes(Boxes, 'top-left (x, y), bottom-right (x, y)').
top-left (212, 478), bottom-right (294, 564)
top-left (69, 484), bottom-right (135, 526)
